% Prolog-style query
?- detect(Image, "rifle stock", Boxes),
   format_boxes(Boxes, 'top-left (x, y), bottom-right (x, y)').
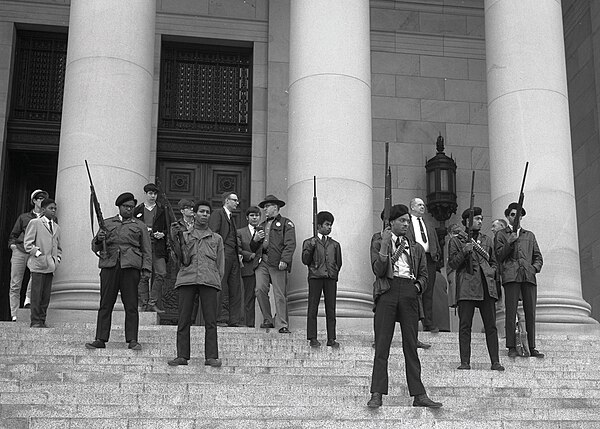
top-left (84, 160), bottom-right (107, 257)
top-left (465, 171), bottom-right (475, 275)
top-left (312, 176), bottom-right (318, 237)
top-left (383, 142), bottom-right (392, 229)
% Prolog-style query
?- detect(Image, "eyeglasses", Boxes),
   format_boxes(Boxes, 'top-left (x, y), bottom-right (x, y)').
top-left (181, 206), bottom-right (193, 210)
top-left (229, 198), bottom-right (239, 202)
top-left (120, 205), bottom-right (135, 210)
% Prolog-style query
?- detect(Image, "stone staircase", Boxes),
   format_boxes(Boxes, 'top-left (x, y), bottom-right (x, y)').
top-left (1, 321), bottom-right (600, 428)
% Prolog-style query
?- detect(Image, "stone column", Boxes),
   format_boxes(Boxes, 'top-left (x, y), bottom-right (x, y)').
top-left (485, 0), bottom-right (598, 329)
top-left (51, 0), bottom-right (156, 310)
top-left (286, 0), bottom-right (374, 325)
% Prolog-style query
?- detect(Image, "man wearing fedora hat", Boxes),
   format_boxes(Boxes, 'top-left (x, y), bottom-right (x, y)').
top-left (85, 192), bottom-right (152, 351)
top-left (250, 195), bottom-right (296, 333)
top-left (496, 202), bottom-right (544, 358)
top-left (7, 189), bottom-right (50, 321)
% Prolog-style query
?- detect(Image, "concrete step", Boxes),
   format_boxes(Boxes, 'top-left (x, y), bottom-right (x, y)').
top-left (1, 321), bottom-right (600, 428)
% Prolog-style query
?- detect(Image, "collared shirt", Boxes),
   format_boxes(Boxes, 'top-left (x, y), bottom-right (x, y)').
top-left (248, 224), bottom-right (256, 236)
top-left (317, 232), bottom-right (327, 243)
top-left (144, 202), bottom-right (156, 211)
top-left (391, 233), bottom-right (412, 279)
top-left (224, 206), bottom-right (232, 220)
top-left (411, 215), bottom-right (430, 253)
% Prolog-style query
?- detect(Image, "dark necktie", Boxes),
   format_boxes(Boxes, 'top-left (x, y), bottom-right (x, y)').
top-left (48, 220), bottom-right (53, 234)
top-left (418, 218), bottom-right (427, 243)
top-left (321, 235), bottom-right (327, 245)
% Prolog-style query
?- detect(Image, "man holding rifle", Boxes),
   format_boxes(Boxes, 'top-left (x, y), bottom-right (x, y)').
top-left (496, 202), bottom-right (544, 358)
top-left (85, 192), bottom-right (152, 351)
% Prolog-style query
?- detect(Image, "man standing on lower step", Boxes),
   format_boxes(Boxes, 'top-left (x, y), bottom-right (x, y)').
top-left (367, 204), bottom-right (442, 409)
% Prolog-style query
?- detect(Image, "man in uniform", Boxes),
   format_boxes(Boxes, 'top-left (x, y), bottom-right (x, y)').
top-left (85, 192), bottom-right (152, 351)
top-left (251, 195), bottom-right (296, 333)
top-left (8, 189), bottom-right (49, 320)
top-left (448, 207), bottom-right (504, 371)
top-left (368, 204), bottom-right (442, 409)
top-left (208, 191), bottom-right (242, 327)
top-left (496, 202), bottom-right (544, 358)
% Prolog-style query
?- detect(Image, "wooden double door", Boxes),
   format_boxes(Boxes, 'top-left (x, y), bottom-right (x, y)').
top-left (156, 159), bottom-right (250, 324)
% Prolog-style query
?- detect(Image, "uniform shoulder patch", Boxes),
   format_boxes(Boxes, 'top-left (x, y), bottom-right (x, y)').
top-left (287, 220), bottom-right (294, 228)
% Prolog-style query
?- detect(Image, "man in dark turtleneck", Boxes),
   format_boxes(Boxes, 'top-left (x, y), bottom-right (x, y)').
top-left (448, 207), bottom-right (504, 371)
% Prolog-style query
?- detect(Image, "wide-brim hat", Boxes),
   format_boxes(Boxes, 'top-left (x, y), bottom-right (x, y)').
top-left (115, 192), bottom-right (137, 206)
top-left (259, 194), bottom-right (285, 208)
top-left (504, 202), bottom-right (526, 217)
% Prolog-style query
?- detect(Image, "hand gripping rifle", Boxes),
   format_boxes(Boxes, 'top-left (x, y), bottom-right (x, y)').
top-left (383, 142), bottom-right (392, 229)
top-left (85, 160), bottom-right (107, 258)
top-left (312, 176), bottom-right (318, 237)
top-left (512, 162), bottom-right (529, 259)
top-left (155, 177), bottom-right (185, 266)
top-left (465, 171), bottom-right (475, 275)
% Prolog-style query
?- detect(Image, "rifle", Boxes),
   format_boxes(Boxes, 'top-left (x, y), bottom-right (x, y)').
top-left (383, 142), bottom-right (392, 229)
top-left (85, 160), bottom-right (107, 258)
top-left (312, 176), bottom-right (318, 237)
top-left (512, 162), bottom-right (529, 259)
top-left (155, 177), bottom-right (185, 266)
top-left (465, 171), bottom-right (475, 275)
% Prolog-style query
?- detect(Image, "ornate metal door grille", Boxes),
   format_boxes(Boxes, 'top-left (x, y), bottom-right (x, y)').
top-left (10, 31), bottom-right (67, 123)
top-left (160, 44), bottom-right (251, 134)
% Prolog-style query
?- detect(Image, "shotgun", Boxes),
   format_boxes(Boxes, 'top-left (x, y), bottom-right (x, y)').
top-left (383, 142), bottom-right (392, 229)
top-left (465, 171), bottom-right (475, 275)
top-left (85, 160), bottom-right (107, 258)
top-left (312, 176), bottom-right (318, 237)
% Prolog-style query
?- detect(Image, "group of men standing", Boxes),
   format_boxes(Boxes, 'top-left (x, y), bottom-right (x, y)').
top-left (7, 184), bottom-right (544, 411)
top-left (368, 199), bottom-right (543, 409)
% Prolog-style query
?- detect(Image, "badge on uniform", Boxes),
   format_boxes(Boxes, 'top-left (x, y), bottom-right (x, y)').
top-left (287, 221), bottom-right (294, 228)
top-left (276, 222), bottom-right (281, 227)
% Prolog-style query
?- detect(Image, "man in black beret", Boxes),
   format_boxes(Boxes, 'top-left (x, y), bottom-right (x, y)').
top-left (368, 204), bottom-right (442, 409)
top-left (133, 183), bottom-right (168, 313)
top-left (448, 207), bottom-right (504, 371)
top-left (496, 202), bottom-right (544, 358)
top-left (85, 192), bottom-right (152, 351)
top-left (250, 195), bottom-right (296, 333)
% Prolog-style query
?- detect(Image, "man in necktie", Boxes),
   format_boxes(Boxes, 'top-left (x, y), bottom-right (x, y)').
top-left (407, 197), bottom-right (444, 333)
top-left (23, 198), bottom-right (61, 328)
top-left (237, 205), bottom-right (263, 327)
top-left (208, 191), bottom-right (243, 327)
top-left (301, 211), bottom-right (342, 348)
top-left (448, 207), bottom-right (504, 371)
top-left (368, 204), bottom-right (442, 409)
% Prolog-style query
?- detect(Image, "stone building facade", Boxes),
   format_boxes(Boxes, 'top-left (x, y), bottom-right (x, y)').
top-left (0, 0), bottom-right (598, 329)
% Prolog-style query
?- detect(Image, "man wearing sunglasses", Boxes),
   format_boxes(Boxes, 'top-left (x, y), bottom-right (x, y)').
top-left (495, 202), bottom-right (544, 359)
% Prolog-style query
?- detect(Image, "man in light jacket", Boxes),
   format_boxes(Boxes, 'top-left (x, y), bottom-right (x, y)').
top-left (23, 198), bottom-right (61, 328)
top-left (168, 200), bottom-right (225, 367)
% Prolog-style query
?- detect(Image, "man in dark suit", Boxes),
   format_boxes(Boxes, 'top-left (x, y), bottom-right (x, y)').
top-left (237, 205), bottom-right (262, 327)
top-left (133, 183), bottom-right (167, 313)
top-left (367, 204), bottom-right (442, 409)
top-left (407, 197), bottom-right (443, 332)
top-left (208, 191), bottom-right (242, 327)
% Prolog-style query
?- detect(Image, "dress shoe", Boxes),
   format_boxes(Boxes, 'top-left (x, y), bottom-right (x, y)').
top-left (530, 349), bottom-right (545, 358)
top-left (507, 347), bottom-right (518, 358)
top-left (216, 322), bottom-right (228, 327)
top-left (491, 362), bottom-right (505, 371)
top-left (147, 304), bottom-right (165, 314)
top-left (260, 321), bottom-right (274, 329)
top-left (85, 339), bottom-right (106, 349)
top-left (326, 340), bottom-right (340, 348)
top-left (128, 340), bottom-right (142, 350)
top-left (412, 393), bottom-right (442, 408)
top-left (423, 326), bottom-right (440, 333)
top-left (205, 358), bottom-right (222, 367)
top-left (367, 392), bottom-right (383, 408)
top-left (417, 340), bottom-right (431, 349)
top-left (168, 357), bottom-right (188, 366)
top-left (309, 339), bottom-right (321, 347)
top-left (457, 362), bottom-right (471, 370)
top-left (278, 327), bottom-right (291, 334)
